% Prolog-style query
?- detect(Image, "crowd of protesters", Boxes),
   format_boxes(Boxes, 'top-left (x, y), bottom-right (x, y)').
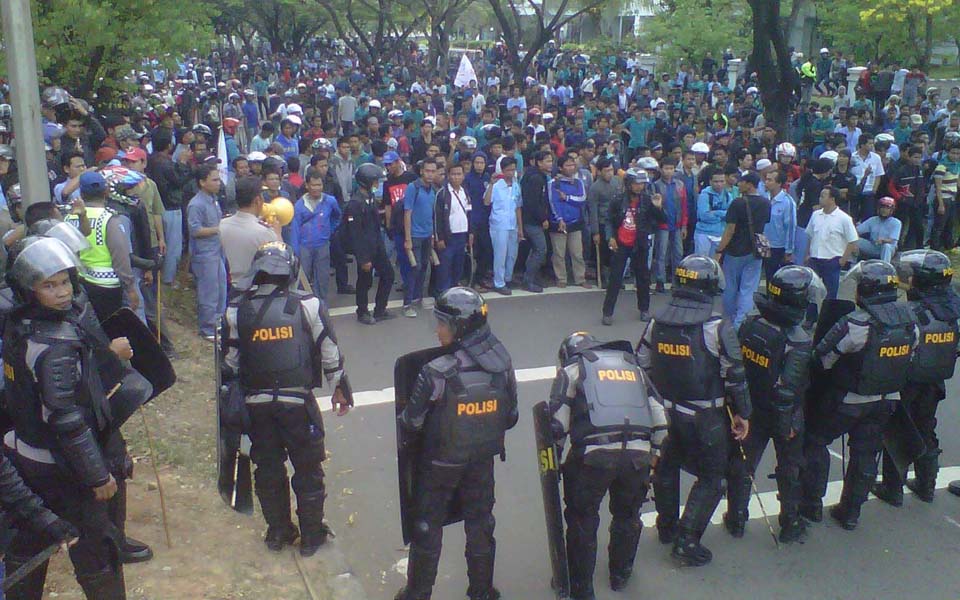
top-left (0, 37), bottom-right (957, 342)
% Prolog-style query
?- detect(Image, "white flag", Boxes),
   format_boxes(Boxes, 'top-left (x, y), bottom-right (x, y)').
top-left (454, 54), bottom-right (477, 89)
top-left (217, 127), bottom-right (228, 184)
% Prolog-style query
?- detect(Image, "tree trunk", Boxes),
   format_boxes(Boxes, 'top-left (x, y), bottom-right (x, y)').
top-left (77, 46), bottom-right (106, 99)
top-left (748, 0), bottom-right (793, 135)
top-left (921, 13), bottom-right (934, 71)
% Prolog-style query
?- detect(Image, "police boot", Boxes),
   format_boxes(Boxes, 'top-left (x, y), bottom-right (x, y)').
top-left (395, 546), bottom-right (440, 600)
top-left (297, 491), bottom-right (332, 557)
top-left (906, 451), bottom-right (939, 503)
top-left (258, 477), bottom-right (298, 551)
top-left (465, 548), bottom-right (499, 600)
top-left (777, 515), bottom-right (807, 544)
top-left (566, 519), bottom-right (598, 600)
top-left (723, 470), bottom-right (752, 538)
top-left (799, 501), bottom-right (823, 523)
top-left (77, 567), bottom-right (126, 600)
top-left (871, 481), bottom-right (904, 507)
top-left (3, 551), bottom-right (48, 600)
top-left (830, 478), bottom-right (870, 531)
top-left (608, 519), bottom-right (641, 591)
top-left (670, 528), bottom-right (712, 567)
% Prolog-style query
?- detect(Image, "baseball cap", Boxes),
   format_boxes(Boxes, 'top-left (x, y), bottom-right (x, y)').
top-left (383, 151), bottom-right (400, 165)
top-left (79, 171), bottom-right (108, 196)
top-left (94, 147), bottom-right (117, 165)
top-left (910, 114), bottom-right (924, 126)
top-left (120, 147), bottom-right (147, 162)
top-left (755, 158), bottom-right (773, 171)
top-left (368, 99), bottom-right (381, 109)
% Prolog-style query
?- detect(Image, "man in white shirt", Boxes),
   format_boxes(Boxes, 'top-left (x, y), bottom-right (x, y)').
top-left (435, 162), bottom-right (471, 293)
top-left (851, 136), bottom-right (885, 221)
top-left (805, 185), bottom-right (858, 324)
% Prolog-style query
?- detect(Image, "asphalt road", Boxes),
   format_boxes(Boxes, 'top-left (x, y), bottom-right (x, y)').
top-left (318, 284), bottom-right (960, 600)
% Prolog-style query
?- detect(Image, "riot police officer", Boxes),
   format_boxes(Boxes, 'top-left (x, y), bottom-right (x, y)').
top-left (3, 237), bottom-right (127, 598)
top-left (726, 266), bottom-right (823, 543)
top-left (222, 241), bottom-right (353, 556)
top-left (800, 260), bottom-right (918, 530)
top-left (636, 255), bottom-right (751, 567)
top-left (344, 163), bottom-right (395, 323)
top-left (874, 250), bottom-right (959, 505)
top-left (395, 287), bottom-right (518, 600)
top-left (548, 332), bottom-right (667, 599)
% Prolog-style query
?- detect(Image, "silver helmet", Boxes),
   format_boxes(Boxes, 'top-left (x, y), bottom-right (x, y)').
top-left (28, 219), bottom-right (91, 255)
top-left (9, 236), bottom-right (82, 300)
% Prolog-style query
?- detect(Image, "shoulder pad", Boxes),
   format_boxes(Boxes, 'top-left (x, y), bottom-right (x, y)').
top-left (653, 296), bottom-right (715, 326)
top-left (785, 325), bottom-right (812, 346)
top-left (30, 319), bottom-right (82, 343)
top-left (426, 353), bottom-right (459, 377)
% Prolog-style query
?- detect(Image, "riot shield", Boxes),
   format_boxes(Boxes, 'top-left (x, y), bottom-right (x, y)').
top-left (812, 299), bottom-right (856, 346)
top-left (215, 317), bottom-right (253, 514)
top-left (101, 308), bottom-right (176, 398)
top-left (395, 346), bottom-right (460, 545)
top-left (882, 402), bottom-right (927, 476)
top-left (949, 481), bottom-right (960, 497)
top-left (807, 299), bottom-right (857, 422)
top-left (533, 400), bottom-right (570, 599)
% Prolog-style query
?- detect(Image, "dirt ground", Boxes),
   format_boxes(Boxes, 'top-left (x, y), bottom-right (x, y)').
top-left (39, 278), bottom-right (354, 599)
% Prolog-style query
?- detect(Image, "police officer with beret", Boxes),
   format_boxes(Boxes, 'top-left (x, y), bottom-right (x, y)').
top-left (636, 254), bottom-right (751, 567)
top-left (395, 287), bottom-right (518, 600)
top-left (222, 241), bottom-right (353, 556)
top-left (874, 250), bottom-right (960, 505)
top-left (725, 265), bottom-right (823, 543)
top-left (800, 260), bottom-right (918, 530)
top-left (548, 332), bottom-right (667, 598)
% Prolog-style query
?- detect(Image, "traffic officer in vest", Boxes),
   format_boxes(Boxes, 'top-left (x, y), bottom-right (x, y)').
top-left (725, 266), bottom-right (823, 543)
top-left (3, 236), bottom-right (128, 598)
top-left (222, 241), bottom-right (353, 556)
top-left (636, 254), bottom-right (751, 567)
top-left (394, 287), bottom-right (518, 600)
top-left (69, 171), bottom-right (139, 322)
top-left (874, 250), bottom-right (960, 505)
top-left (799, 260), bottom-right (919, 530)
top-left (548, 332), bottom-right (668, 599)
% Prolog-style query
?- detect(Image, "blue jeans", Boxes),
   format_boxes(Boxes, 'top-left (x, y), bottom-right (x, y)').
top-left (437, 232), bottom-right (468, 293)
top-left (191, 256), bottom-right (227, 337)
top-left (394, 232), bottom-right (412, 288)
top-left (654, 229), bottom-right (683, 284)
top-left (161, 209), bottom-right (183, 285)
top-left (124, 269), bottom-right (148, 324)
top-left (300, 244), bottom-right (331, 301)
top-left (403, 236), bottom-right (432, 305)
top-left (721, 253), bottom-right (762, 328)
top-left (857, 238), bottom-right (896, 263)
top-left (490, 228), bottom-right (518, 289)
top-left (793, 227), bottom-right (808, 265)
top-left (693, 232), bottom-right (720, 257)
top-left (807, 256), bottom-right (841, 322)
top-left (522, 224), bottom-right (547, 286)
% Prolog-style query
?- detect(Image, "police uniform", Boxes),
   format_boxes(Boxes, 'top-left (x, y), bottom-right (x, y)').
top-left (636, 255), bottom-right (751, 567)
top-left (725, 266), bottom-right (818, 543)
top-left (549, 333), bottom-right (667, 598)
top-left (2, 237), bottom-right (127, 599)
top-left (875, 250), bottom-right (960, 505)
top-left (396, 288), bottom-right (518, 600)
top-left (800, 260), bottom-right (919, 530)
top-left (223, 242), bottom-right (351, 556)
top-left (344, 163), bottom-right (394, 322)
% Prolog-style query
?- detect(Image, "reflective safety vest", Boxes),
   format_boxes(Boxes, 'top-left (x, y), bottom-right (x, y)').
top-left (75, 207), bottom-right (120, 288)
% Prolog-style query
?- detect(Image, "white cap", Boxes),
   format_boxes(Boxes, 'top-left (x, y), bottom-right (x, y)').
top-left (756, 158), bottom-right (773, 171)
top-left (368, 99), bottom-right (381, 109)
top-left (820, 150), bottom-right (839, 164)
top-left (820, 47), bottom-right (830, 54)
top-left (691, 142), bottom-right (710, 154)
top-left (286, 103), bottom-right (303, 115)
top-left (746, 86), bottom-right (759, 95)
top-left (388, 109), bottom-right (403, 118)
top-left (283, 114), bottom-right (302, 126)
top-left (247, 151), bottom-right (267, 162)
top-left (543, 112), bottom-right (554, 121)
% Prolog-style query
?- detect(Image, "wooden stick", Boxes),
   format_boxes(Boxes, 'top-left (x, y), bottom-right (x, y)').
top-left (139, 406), bottom-right (172, 548)
top-left (292, 547), bottom-right (321, 600)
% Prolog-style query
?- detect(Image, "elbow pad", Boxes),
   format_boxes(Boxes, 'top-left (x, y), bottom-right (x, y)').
top-left (57, 427), bottom-right (111, 488)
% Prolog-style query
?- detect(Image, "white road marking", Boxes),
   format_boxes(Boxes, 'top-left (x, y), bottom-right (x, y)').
top-left (945, 516), bottom-right (960, 530)
top-left (639, 467), bottom-right (960, 528)
top-left (828, 448), bottom-right (844, 461)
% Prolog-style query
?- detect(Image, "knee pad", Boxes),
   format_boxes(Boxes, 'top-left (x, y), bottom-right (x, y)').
top-left (412, 520), bottom-right (439, 551)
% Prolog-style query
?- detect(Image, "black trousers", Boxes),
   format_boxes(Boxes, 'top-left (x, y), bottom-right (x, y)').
top-left (405, 457), bottom-right (496, 598)
top-left (4, 455), bottom-right (125, 600)
top-left (881, 382), bottom-right (943, 487)
top-left (247, 401), bottom-right (327, 536)
top-left (726, 408), bottom-right (803, 524)
top-left (562, 451), bottom-right (649, 598)
top-left (330, 234), bottom-right (350, 291)
top-left (355, 243), bottom-right (394, 317)
top-left (602, 242), bottom-right (650, 317)
top-left (654, 408), bottom-right (729, 540)
top-left (801, 398), bottom-right (895, 512)
top-left (82, 282), bottom-right (123, 324)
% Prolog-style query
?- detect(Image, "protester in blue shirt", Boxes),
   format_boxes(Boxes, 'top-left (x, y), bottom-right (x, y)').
top-left (485, 157), bottom-right (523, 294)
top-left (290, 168), bottom-right (342, 301)
top-left (402, 158), bottom-right (437, 316)
top-left (275, 116), bottom-right (301, 160)
top-left (694, 170), bottom-right (732, 256)
top-left (762, 170), bottom-right (798, 282)
top-left (856, 196), bottom-right (901, 263)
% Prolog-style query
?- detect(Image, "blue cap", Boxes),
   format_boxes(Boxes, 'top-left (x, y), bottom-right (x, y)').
top-left (79, 171), bottom-right (107, 196)
top-left (383, 151), bottom-right (400, 165)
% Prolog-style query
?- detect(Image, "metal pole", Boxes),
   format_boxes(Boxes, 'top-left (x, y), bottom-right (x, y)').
top-left (1, 0), bottom-right (49, 207)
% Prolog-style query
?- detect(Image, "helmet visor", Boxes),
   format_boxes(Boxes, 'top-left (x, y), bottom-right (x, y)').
top-left (11, 238), bottom-right (81, 291)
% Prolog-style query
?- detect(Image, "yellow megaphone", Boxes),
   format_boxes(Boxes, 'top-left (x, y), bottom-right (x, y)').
top-left (260, 196), bottom-right (295, 227)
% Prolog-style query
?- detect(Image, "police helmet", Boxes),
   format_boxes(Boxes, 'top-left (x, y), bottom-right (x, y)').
top-left (849, 259), bottom-right (900, 305)
top-left (244, 241), bottom-right (300, 289)
top-left (434, 286), bottom-right (487, 340)
top-left (191, 123), bottom-right (212, 137)
top-left (623, 168), bottom-right (648, 187)
top-left (767, 265), bottom-right (825, 310)
top-left (311, 137), bottom-right (333, 151)
top-left (558, 331), bottom-right (600, 365)
top-left (8, 236), bottom-right (82, 303)
top-left (673, 254), bottom-right (723, 296)
top-left (896, 249), bottom-right (952, 290)
top-left (28, 219), bottom-right (91, 255)
top-left (356, 163), bottom-right (385, 191)
top-left (41, 86), bottom-right (72, 110)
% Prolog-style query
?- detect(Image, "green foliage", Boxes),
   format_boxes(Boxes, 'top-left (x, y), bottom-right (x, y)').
top-left (9, 0), bottom-right (217, 98)
top-left (641, 0), bottom-right (750, 67)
